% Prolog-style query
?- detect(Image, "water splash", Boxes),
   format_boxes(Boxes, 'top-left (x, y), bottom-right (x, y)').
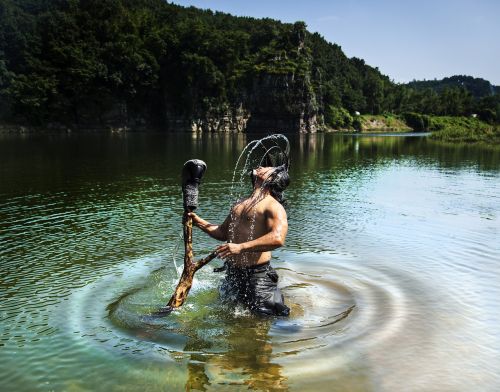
top-left (171, 231), bottom-right (184, 277)
top-left (229, 134), bottom-right (290, 202)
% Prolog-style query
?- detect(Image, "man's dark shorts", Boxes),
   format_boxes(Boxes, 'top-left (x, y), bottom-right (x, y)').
top-left (219, 262), bottom-right (290, 317)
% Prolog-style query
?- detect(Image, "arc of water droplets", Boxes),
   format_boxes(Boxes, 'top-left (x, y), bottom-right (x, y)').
top-left (171, 231), bottom-right (184, 277)
top-left (229, 134), bottom-right (290, 202)
top-left (229, 139), bottom-right (260, 200)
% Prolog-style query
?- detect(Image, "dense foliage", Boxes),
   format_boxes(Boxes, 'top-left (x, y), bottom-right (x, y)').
top-left (428, 116), bottom-right (500, 144)
top-left (398, 76), bottom-right (499, 124)
top-left (407, 75), bottom-right (498, 99)
top-left (0, 0), bottom-right (498, 129)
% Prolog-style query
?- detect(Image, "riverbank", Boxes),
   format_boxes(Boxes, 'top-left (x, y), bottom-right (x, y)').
top-left (326, 114), bottom-right (499, 145)
top-left (428, 116), bottom-right (500, 144)
top-left (358, 114), bottom-right (412, 133)
top-left (0, 123), bottom-right (140, 135)
top-left (2, 115), bottom-right (499, 145)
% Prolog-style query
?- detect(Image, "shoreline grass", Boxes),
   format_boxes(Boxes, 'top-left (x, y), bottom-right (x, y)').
top-left (428, 116), bottom-right (500, 144)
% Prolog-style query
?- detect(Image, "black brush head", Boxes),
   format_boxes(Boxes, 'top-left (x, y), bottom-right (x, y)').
top-left (181, 159), bottom-right (207, 211)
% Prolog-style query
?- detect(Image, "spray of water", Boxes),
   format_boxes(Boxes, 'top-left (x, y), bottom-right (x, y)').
top-left (171, 231), bottom-right (183, 277)
top-left (230, 134), bottom-right (290, 202)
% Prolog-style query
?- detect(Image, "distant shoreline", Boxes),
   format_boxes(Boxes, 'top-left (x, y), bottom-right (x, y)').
top-left (1, 115), bottom-right (498, 145)
top-left (0, 124), bottom-right (155, 135)
top-left (325, 114), bottom-right (499, 145)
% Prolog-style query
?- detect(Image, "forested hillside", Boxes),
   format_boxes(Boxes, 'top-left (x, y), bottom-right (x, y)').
top-left (0, 0), bottom-right (498, 131)
top-left (407, 76), bottom-right (498, 99)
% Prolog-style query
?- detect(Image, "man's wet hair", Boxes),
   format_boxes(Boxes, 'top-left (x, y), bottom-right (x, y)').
top-left (258, 149), bottom-right (290, 206)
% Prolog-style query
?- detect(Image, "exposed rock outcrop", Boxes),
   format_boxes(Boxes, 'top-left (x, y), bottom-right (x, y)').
top-left (164, 104), bottom-right (250, 133)
top-left (162, 28), bottom-right (322, 133)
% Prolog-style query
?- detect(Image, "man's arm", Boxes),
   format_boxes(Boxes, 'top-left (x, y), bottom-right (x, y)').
top-left (216, 203), bottom-right (288, 259)
top-left (188, 212), bottom-right (229, 241)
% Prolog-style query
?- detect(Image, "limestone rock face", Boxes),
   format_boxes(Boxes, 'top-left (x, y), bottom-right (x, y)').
top-left (161, 29), bottom-right (322, 133)
top-left (190, 105), bottom-right (250, 133)
top-left (69, 66), bottom-right (322, 133)
top-left (162, 84), bottom-right (320, 133)
top-left (245, 72), bottom-right (320, 133)
top-left (163, 104), bottom-right (250, 133)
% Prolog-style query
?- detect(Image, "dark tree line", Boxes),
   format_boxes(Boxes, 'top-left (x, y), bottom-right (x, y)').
top-left (402, 76), bottom-right (499, 123)
top-left (0, 0), bottom-right (498, 128)
top-left (408, 75), bottom-right (498, 98)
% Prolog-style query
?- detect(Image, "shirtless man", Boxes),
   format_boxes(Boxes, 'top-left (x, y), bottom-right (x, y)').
top-left (188, 159), bottom-right (290, 316)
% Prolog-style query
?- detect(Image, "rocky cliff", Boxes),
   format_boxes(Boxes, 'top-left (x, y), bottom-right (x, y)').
top-left (160, 26), bottom-right (322, 133)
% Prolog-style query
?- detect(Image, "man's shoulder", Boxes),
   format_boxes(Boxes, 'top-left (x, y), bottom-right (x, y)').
top-left (263, 195), bottom-right (286, 214)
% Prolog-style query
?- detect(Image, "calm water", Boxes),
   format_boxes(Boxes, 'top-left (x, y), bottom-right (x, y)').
top-left (1, 132), bottom-right (499, 391)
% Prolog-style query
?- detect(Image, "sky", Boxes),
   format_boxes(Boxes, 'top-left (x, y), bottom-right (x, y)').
top-left (170, 0), bottom-right (500, 85)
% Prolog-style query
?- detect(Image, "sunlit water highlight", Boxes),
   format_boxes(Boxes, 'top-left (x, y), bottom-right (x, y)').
top-left (1, 133), bottom-right (499, 391)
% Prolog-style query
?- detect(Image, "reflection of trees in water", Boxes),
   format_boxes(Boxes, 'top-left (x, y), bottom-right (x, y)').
top-left (289, 133), bottom-right (499, 172)
top-left (184, 316), bottom-right (287, 391)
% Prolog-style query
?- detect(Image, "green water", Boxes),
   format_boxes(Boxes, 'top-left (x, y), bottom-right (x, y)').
top-left (1, 132), bottom-right (499, 391)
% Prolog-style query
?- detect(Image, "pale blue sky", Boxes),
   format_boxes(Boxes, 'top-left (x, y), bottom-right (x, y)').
top-left (170, 0), bottom-right (500, 85)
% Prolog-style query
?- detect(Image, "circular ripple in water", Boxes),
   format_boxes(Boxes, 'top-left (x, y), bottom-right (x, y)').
top-left (58, 249), bottom-right (432, 388)
top-left (46, 243), bottom-right (499, 391)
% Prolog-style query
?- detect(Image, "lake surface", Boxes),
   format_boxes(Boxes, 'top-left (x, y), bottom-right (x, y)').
top-left (1, 132), bottom-right (499, 391)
